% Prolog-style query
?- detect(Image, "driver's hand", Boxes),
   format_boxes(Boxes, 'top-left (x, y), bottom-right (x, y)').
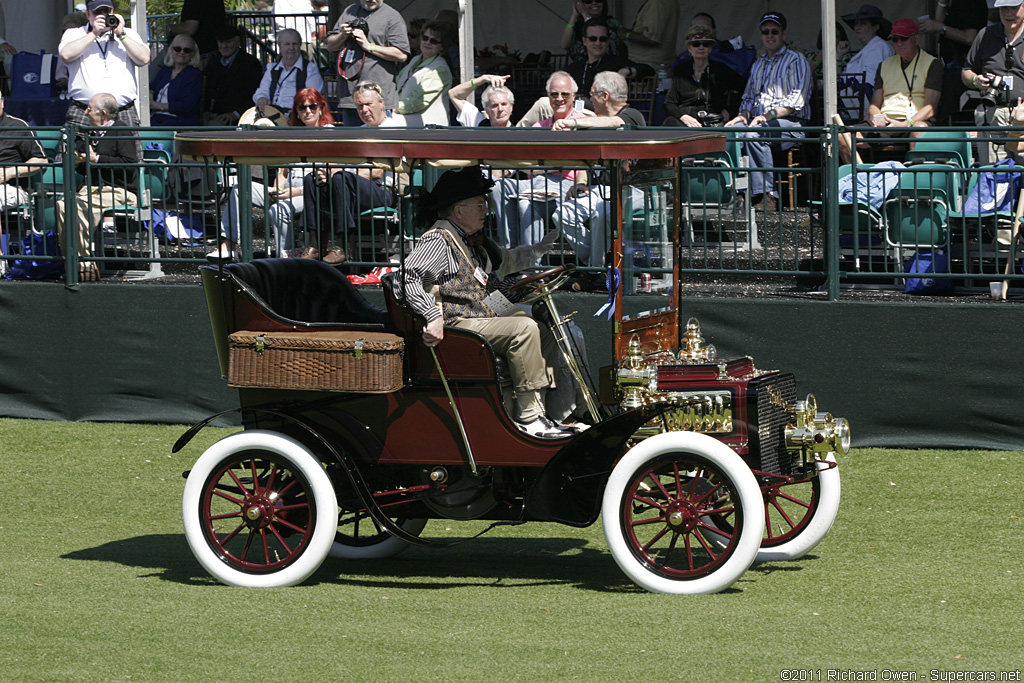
top-left (422, 317), bottom-right (444, 347)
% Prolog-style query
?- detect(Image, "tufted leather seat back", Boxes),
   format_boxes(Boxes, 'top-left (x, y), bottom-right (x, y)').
top-left (211, 259), bottom-right (390, 328)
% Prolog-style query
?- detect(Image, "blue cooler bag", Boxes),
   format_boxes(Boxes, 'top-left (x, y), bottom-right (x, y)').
top-left (904, 250), bottom-right (953, 294)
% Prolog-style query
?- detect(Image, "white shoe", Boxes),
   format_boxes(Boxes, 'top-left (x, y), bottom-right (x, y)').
top-left (517, 415), bottom-right (569, 439)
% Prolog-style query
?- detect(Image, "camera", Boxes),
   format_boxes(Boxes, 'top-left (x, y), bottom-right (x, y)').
top-left (105, 14), bottom-right (120, 30)
top-left (346, 17), bottom-right (369, 39)
top-left (981, 73), bottom-right (1014, 107)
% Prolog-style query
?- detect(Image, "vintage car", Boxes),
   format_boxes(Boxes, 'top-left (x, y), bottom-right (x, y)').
top-left (173, 128), bottom-right (849, 594)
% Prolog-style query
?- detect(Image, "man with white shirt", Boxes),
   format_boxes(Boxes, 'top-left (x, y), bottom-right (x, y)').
top-left (302, 81), bottom-right (401, 264)
top-left (58, 0), bottom-right (150, 131)
top-left (253, 28), bottom-right (325, 112)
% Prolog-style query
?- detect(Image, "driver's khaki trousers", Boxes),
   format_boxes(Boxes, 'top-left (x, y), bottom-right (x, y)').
top-left (453, 310), bottom-right (558, 401)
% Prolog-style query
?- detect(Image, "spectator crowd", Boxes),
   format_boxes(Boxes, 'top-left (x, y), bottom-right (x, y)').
top-left (4, 0), bottom-right (1023, 279)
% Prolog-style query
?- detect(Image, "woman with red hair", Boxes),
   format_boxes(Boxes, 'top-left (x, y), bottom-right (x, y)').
top-left (288, 87), bottom-right (335, 127)
top-left (209, 88), bottom-right (334, 260)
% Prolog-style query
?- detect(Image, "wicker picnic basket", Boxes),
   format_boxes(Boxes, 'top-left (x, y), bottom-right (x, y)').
top-left (227, 330), bottom-right (405, 393)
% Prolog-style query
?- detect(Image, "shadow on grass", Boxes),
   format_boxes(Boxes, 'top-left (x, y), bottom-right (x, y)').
top-left (317, 536), bottom-right (649, 593)
top-left (61, 534), bottom-right (219, 585)
top-left (61, 533), bottom-right (767, 594)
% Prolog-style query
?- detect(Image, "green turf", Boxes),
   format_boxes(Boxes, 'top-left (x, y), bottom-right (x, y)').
top-left (1, 417), bottom-right (1022, 682)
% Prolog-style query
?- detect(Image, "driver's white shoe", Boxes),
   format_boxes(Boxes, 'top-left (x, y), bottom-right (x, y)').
top-left (517, 415), bottom-right (568, 439)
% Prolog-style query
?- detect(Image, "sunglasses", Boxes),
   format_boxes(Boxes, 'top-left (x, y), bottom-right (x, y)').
top-left (297, 103), bottom-right (320, 111)
top-left (172, 46), bottom-right (194, 54)
top-left (890, 35), bottom-right (913, 43)
top-left (421, 35), bottom-right (442, 45)
top-left (585, 35), bottom-right (610, 42)
top-left (689, 41), bottom-right (715, 48)
top-left (548, 91), bottom-right (573, 99)
top-left (761, 28), bottom-right (781, 36)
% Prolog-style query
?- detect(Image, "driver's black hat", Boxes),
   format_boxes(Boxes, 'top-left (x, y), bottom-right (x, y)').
top-left (418, 165), bottom-right (495, 223)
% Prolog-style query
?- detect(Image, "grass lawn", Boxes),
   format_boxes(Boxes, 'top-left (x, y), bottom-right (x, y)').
top-left (1, 417), bottom-right (1022, 682)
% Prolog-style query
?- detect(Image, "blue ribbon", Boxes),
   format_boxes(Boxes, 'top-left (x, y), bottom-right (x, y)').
top-left (594, 267), bottom-right (619, 320)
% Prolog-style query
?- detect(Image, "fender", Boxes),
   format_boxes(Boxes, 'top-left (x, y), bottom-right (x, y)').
top-left (524, 404), bottom-right (676, 527)
top-left (175, 406), bottom-right (452, 548)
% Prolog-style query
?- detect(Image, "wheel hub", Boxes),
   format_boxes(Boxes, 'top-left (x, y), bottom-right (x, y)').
top-left (665, 500), bottom-right (700, 532)
top-left (242, 496), bottom-right (276, 529)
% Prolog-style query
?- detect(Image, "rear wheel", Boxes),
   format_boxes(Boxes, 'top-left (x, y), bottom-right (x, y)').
top-left (602, 432), bottom-right (764, 594)
top-left (331, 515), bottom-right (427, 559)
top-left (182, 430), bottom-right (336, 587)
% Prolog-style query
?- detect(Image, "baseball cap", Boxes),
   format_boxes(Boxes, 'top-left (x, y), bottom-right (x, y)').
top-left (994, 0), bottom-right (1023, 7)
top-left (86, 0), bottom-right (114, 10)
top-left (759, 12), bottom-right (787, 30)
top-left (889, 18), bottom-right (919, 38)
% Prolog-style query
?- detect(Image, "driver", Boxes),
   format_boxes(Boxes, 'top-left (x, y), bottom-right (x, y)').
top-left (393, 166), bottom-right (572, 439)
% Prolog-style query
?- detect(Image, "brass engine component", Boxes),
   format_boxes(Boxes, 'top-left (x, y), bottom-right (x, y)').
top-left (785, 394), bottom-right (851, 455)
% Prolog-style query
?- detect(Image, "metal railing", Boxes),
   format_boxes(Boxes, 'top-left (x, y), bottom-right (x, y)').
top-left (2, 123), bottom-right (1022, 298)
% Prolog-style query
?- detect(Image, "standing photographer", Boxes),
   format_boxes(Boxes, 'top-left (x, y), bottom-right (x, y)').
top-left (962, 0), bottom-right (1024, 165)
top-left (58, 0), bottom-right (150, 131)
top-left (326, 0), bottom-right (409, 127)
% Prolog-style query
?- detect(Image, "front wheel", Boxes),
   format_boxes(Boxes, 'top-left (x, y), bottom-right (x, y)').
top-left (182, 430), bottom-right (337, 587)
top-left (602, 432), bottom-right (764, 594)
top-left (756, 453), bottom-right (841, 562)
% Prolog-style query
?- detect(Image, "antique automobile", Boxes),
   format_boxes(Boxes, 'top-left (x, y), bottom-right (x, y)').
top-left (173, 128), bottom-right (850, 594)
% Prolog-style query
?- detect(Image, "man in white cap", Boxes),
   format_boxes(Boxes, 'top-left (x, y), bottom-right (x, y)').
top-left (962, 0), bottom-right (1024, 165)
top-left (58, 0), bottom-right (150, 130)
top-left (725, 11), bottom-right (812, 213)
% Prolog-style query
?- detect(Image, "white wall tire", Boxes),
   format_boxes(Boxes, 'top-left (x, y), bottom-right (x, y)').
top-left (755, 453), bottom-right (841, 562)
top-left (182, 430), bottom-right (337, 587)
top-left (330, 517), bottom-right (427, 559)
top-left (602, 432), bottom-right (764, 594)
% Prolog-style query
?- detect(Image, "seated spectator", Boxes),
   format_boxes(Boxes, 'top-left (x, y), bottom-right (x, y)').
top-left (725, 11), bottom-right (812, 213)
top-left (662, 24), bottom-right (745, 127)
top-left (449, 74), bottom-right (515, 127)
top-left (840, 4), bottom-right (895, 118)
top-left (253, 28), bottom-right (325, 112)
top-left (55, 93), bottom-right (139, 282)
top-left (516, 70), bottom-right (591, 127)
top-left (566, 19), bottom-right (635, 106)
top-left (836, 20), bottom-right (943, 164)
top-left (561, 0), bottom-right (627, 62)
top-left (394, 20), bottom-right (453, 126)
top-left (672, 12), bottom-right (758, 82)
top-left (150, 34), bottom-right (204, 127)
top-left (0, 92), bottom-right (49, 274)
top-left (493, 73), bottom-right (591, 248)
top-left (208, 88), bottom-right (334, 261)
top-left (552, 71), bottom-right (646, 273)
top-left (302, 81), bottom-right (401, 265)
top-left (202, 24), bottom-right (263, 126)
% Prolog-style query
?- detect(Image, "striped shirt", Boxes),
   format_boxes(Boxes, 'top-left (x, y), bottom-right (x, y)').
top-left (739, 45), bottom-right (813, 121)
top-left (393, 221), bottom-right (493, 322)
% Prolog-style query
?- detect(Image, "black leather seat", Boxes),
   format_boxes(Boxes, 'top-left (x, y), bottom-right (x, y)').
top-left (203, 258), bottom-right (390, 329)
